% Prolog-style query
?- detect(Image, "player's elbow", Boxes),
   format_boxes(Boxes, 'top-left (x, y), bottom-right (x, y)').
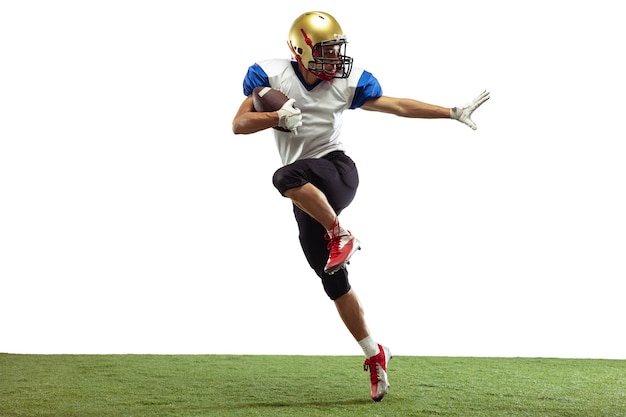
top-left (232, 120), bottom-right (263, 135)
top-left (232, 118), bottom-right (249, 135)
top-left (233, 113), bottom-right (277, 135)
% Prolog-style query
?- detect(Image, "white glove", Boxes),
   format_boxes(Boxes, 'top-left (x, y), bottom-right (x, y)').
top-left (277, 98), bottom-right (303, 134)
top-left (450, 90), bottom-right (490, 130)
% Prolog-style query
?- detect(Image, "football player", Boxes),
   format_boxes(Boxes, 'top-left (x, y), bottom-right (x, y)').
top-left (232, 10), bottom-right (489, 402)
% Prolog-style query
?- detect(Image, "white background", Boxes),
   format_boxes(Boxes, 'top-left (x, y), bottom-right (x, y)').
top-left (1, 1), bottom-right (625, 359)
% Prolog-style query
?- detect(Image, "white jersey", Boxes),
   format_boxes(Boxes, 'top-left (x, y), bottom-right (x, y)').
top-left (242, 59), bottom-right (382, 166)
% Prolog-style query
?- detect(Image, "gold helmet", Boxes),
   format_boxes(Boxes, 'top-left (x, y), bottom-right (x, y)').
top-left (287, 11), bottom-right (353, 80)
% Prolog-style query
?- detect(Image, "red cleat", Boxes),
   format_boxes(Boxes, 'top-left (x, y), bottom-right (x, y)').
top-left (363, 345), bottom-right (392, 402)
top-left (323, 227), bottom-right (360, 275)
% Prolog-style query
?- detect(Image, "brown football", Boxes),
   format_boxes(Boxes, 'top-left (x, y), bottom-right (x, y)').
top-left (252, 86), bottom-right (290, 112)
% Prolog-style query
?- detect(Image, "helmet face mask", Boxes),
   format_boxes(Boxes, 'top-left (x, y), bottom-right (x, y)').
top-left (310, 36), bottom-right (353, 79)
top-left (288, 11), bottom-right (354, 80)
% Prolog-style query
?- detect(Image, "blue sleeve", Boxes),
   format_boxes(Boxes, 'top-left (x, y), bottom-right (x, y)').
top-left (242, 63), bottom-right (270, 96)
top-left (350, 70), bottom-right (383, 109)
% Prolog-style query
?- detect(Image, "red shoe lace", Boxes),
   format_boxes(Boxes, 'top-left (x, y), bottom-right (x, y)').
top-left (324, 220), bottom-right (344, 259)
top-left (363, 358), bottom-right (379, 384)
top-left (325, 233), bottom-right (342, 257)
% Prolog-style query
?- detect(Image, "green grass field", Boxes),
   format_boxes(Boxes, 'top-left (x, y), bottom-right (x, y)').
top-left (1, 353), bottom-right (624, 416)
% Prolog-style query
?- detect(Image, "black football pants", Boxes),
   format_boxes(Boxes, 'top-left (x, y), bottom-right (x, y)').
top-left (272, 151), bottom-right (359, 300)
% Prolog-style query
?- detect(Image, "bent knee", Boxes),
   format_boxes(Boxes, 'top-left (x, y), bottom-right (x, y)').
top-left (272, 168), bottom-right (307, 196)
top-left (321, 271), bottom-right (351, 300)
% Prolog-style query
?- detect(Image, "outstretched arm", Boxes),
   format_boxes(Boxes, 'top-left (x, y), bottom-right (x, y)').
top-left (361, 90), bottom-right (490, 130)
top-left (361, 95), bottom-right (450, 118)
